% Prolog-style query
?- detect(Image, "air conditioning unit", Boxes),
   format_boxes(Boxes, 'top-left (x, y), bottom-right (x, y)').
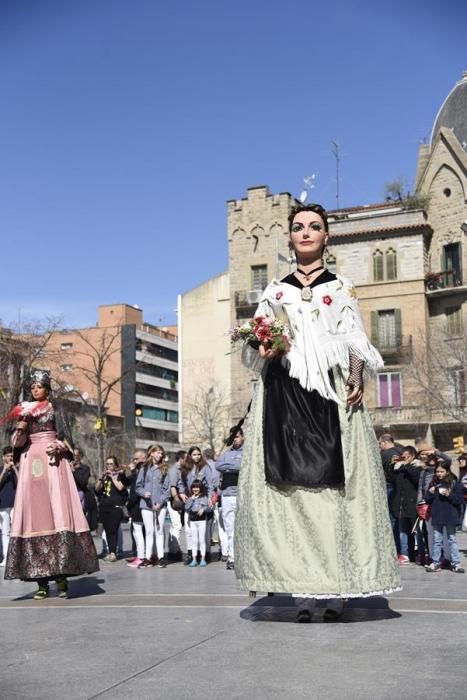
top-left (246, 289), bottom-right (263, 305)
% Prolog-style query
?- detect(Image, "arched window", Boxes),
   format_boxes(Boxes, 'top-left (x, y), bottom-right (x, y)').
top-left (373, 249), bottom-right (384, 282)
top-left (386, 248), bottom-right (397, 281)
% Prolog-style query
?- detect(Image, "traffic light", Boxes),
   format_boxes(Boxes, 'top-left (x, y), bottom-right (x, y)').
top-left (94, 418), bottom-right (106, 432)
top-left (452, 435), bottom-right (464, 454)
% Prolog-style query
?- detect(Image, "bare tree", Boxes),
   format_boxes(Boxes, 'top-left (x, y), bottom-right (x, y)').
top-left (184, 384), bottom-right (231, 454)
top-left (63, 326), bottom-right (127, 473)
top-left (409, 323), bottom-right (467, 424)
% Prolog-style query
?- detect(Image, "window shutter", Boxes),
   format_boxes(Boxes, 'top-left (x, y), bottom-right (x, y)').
top-left (395, 309), bottom-right (402, 347)
top-left (386, 249), bottom-right (397, 281)
top-left (371, 311), bottom-right (379, 347)
top-left (373, 252), bottom-right (384, 281)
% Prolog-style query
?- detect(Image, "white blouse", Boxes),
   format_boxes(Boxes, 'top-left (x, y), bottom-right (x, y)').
top-left (242, 275), bottom-right (383, 403)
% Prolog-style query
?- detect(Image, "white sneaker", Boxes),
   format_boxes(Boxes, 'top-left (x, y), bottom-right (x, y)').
top-left (0, 560), bottom-right (6, 566)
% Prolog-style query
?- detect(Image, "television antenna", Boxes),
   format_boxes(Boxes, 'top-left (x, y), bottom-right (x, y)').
top-left (331, 140), bottom-right (341, 209)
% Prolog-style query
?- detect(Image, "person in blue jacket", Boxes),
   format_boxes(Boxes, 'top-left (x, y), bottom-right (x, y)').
top-left (424, 462), bottom-right (465, 573)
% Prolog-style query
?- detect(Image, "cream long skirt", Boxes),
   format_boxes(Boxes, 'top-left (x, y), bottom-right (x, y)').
top-left (234, 368), bottom-right (401, 598)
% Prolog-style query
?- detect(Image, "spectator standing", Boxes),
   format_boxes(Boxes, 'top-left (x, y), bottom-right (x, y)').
top-left (378, 434), bottom-right (402, 548)
top-left (167, 450), bottom-right (185, 561)
top-left (125, 450), bottom-right (146, 568)
top-left (95, 456), bottom-right (128, 562)
top-left (180, 446), bottom-right (213, 563)
top-left (425, 462), bottom-right (465, 573)
top-left (205, 447), bottom-right (228, 561)
top-left (0, 446), bottom-right (17, 566)
top-left (136, 444), bottom-right (169, 569)
top-left (185, 479), bottom-right (208, 567)
top-left (215, 428), bottom-right (244, 570)
top-left (418, 453), bottom-right (451, 563)
top-left (71, 447), bottom-right (97, 531)
top-left (389, 446), bottom-right (423, 564)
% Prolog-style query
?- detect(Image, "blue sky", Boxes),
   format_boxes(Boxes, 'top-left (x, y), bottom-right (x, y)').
top-left (0, 0), bottom-right (465, 328)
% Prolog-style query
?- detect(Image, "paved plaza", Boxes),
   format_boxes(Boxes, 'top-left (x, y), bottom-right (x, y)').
top-left (1, 530), bottom-right (466, 700)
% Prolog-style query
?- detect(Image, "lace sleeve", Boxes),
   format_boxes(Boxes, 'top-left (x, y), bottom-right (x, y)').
top-left (347, 352), bottom-right (364, 389)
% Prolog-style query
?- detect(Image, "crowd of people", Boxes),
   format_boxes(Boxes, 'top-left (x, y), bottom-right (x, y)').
top-left (379, 434), bottom-right (467, 574)
top-left (0, 426), bottom-right (246, 577)
top-left (92, 430), bottom-right (244, 570)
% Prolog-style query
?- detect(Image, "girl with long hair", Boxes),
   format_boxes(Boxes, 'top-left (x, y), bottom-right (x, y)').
top-left (135, 444), bottom-right (169, 568)
top-left (424, 462), bottom-right (464, 573)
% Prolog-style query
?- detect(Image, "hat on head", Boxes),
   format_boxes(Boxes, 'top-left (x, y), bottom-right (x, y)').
top-left (30, 369), bottom-right (51, 390)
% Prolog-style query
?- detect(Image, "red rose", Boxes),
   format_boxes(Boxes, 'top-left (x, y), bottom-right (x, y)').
top-left (275, 291), bottom-right (284, 300)
top-left (255, 326), bottom-right (273, 342)
top-left (322, 295), bottom-right (333, 306)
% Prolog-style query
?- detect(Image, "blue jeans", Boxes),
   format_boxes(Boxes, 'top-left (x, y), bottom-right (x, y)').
top-left (399, 516), bottom-right (416, 557)
top-left (432, 525), bottom-right (459, 565)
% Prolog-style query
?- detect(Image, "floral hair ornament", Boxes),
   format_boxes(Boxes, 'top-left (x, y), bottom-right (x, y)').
top-left (30, 369), bottom-right (51, 390)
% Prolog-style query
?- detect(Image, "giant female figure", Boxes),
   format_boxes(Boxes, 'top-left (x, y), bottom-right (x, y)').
top-left (4, 370), bottom-right (99, 599)
top-left (235, 204), bottom-right (401, 611)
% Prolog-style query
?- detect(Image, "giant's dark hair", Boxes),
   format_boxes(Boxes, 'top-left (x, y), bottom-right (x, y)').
top-left (288, 203), bottom-right (329, 234)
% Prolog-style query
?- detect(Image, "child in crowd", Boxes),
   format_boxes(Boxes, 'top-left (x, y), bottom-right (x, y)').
top-left (424, 462), bottom-right (465, 573)
top-left (184, 479), bottom-right (208, 568)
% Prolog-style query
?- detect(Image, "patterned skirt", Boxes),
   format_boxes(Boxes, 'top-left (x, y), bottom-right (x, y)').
top-left (234, 368), bottom-right (401, 598)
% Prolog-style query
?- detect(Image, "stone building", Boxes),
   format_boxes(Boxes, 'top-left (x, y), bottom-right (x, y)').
top-left (180, 72), bottom-right (467, 450)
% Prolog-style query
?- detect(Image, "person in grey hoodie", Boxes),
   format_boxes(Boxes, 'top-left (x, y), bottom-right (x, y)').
top-left (215, 428), bottom-right (244, 569)
top-left (135, 444), bottom-right (169, 568)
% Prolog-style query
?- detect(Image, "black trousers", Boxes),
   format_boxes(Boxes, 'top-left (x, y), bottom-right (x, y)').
top-left (100, 506), bottom-right (123, 554)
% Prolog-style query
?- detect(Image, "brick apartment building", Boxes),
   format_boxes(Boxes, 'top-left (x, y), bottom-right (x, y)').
top-left (46, 304), bottom-right (180, 457)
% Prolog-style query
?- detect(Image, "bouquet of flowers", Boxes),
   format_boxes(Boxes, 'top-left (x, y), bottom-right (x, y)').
top-left (229, 316), bottom-right (291, 354)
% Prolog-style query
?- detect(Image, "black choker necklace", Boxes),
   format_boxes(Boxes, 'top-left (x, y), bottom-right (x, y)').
top-left (296, 265), bottom-right (324, 279)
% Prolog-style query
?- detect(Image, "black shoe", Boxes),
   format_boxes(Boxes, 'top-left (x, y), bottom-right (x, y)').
top-left (323, 605), bottom-right (344, 622)
top-left (158, 558), bottom-right (167, 568)
top-left (226, 560), bottom-right (235, 570)
top-left (205, 552), bottom-right (211, 564)
top-left (296, 609), bottom-right (312, 623)
top-left (184, 550), bottom-right (193, 566)
top-left (167, 551), bottom-right (183, 562)
top-left (137, 558), bottom-right (153, 568)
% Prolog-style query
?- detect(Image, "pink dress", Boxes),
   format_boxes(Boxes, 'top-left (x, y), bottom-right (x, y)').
top-left (4, 403), bottom-right (99, 580)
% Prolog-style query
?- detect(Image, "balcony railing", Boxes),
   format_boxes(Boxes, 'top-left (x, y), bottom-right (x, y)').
top-left (374, 335), bottom-right (412, 364)
top-left (368, 405), bottom-right (428, 425)
top-left (425, 269), bottom-right (463, 291)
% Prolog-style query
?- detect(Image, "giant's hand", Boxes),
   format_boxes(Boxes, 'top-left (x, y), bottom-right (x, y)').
top-left (258, 344), bottom-right (282, 360)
